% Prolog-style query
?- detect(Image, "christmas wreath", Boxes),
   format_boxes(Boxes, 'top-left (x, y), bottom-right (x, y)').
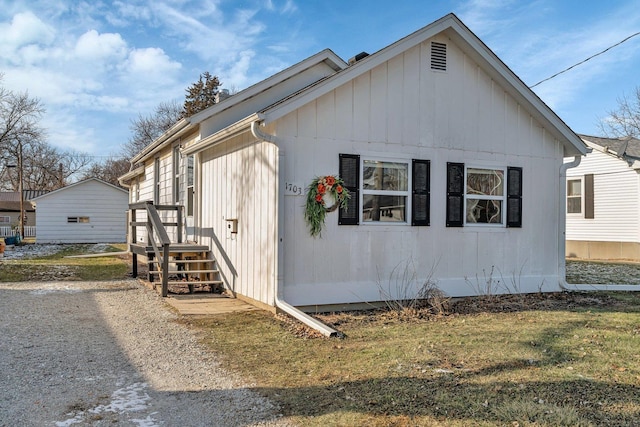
top-left (304, 175), bottom-right (350, 237)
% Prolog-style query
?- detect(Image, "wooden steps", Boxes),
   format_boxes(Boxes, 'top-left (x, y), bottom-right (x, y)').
top-left (131, 242), bottom-right (223, 296)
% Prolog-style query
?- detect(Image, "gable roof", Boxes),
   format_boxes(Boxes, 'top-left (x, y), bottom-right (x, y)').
top-left (255, 13), bottom-right (586, 157)
top-left (32, 178), bottom-right (127, 201)
top-left (580, 134), bottom-right (640, 160)
top-left (188, 49), bottom-right (347, 125)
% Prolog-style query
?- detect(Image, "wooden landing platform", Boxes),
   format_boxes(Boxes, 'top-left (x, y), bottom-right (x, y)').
top-left (163, 293), bottom-right (259, 316)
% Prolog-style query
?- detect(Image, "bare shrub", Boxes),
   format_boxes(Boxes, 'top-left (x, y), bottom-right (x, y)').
top-left (376, 259), bottom-right (449, 317)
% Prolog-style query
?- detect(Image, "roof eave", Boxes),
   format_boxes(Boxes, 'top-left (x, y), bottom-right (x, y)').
top-left (182, 114), bottom-right (260, 156)
top-left (131, 118), bottom-right (192, 164)
top-left (187, 49), bottom-right (348, 125)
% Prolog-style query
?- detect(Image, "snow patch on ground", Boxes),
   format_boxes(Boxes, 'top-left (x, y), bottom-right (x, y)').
top-left (55, 382), bottom-right (158, 427)
top-left (1, 243), bottom-right (114, 260)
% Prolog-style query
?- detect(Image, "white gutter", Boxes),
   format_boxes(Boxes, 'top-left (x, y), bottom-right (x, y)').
top-left (559, 155), bottom-right (581, 289)
top-left (250, 119), bottom-right (340, 338)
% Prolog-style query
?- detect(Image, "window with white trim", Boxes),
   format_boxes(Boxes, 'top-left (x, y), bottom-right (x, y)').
top-left (338, 154), bottom-right (430, 226)
top-left (567, 174), bottom-right (594, 218)
top-left (447, 163), bottom-right (522, 227)
top-left (173, 145), bottom-right (180, 204)
top-left (186, 154), bottom-right (195, 217)
top-left (362, 160), bottom-right (409, 222)
top-left (567, 178), bottom-right (582, 214)
top-left (0, 216), bottom-right (9, 224)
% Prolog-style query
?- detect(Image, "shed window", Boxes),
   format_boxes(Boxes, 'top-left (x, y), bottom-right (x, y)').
top-left (447, 163), bottom-right (522, 227)
top-left (339, 154), bottom-right (430, 226)
top-left (68, 217), bottom-right (90, 223)
top-left (0, 216), bottom-right (9, 223)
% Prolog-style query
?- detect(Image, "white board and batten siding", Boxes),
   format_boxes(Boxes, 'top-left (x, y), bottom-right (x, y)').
top-left (197, 133), bottom-right (278, 306)
top-left (566, 149), bottom-right (640, 243)
top-left (34, 178), bottom-right (128, 244)
top-left (272, 35), bottom-right (567, 307)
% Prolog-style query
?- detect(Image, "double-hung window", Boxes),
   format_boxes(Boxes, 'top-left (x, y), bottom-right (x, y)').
top-left (186, 155), bottom-right (195, 217)
top-left (567, 174), bottom-right (594, 218)
top-left (567, 178), bottom-right (582, 214)
top-left (447, 163), bottom-right (522, 227)
top-left (338, 154), bottom-right (430, 226)
top-left (362, 160), bottom-right (409, 222)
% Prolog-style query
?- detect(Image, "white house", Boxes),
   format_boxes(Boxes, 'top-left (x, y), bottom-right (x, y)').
top-left (33, 178), bottom-right (128, 244)
top-left (566, 134), bottom-right (640, 260)
top-left (120, 14), bottom-right (586, 318)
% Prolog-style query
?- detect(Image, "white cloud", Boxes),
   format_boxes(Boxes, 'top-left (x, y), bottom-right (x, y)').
top-left (0, 11), bottom-right (56, 58)
top-left (123, 47), bottom-right (182, 80)
top-left (75, 30), bottom-right (128, 62)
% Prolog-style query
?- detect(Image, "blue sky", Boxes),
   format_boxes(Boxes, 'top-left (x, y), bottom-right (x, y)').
top-left (1, 0), bottom-right (639, 161)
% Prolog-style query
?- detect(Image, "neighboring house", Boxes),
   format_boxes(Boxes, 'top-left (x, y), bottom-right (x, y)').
top-left (33, 178), bottom-right (128, 244)
top-left (566, 134), bottom-right (640, 260)
top-left (0, 190), bottom-right (45, 237)
top-left (120, 13), bottom-right (586, 312)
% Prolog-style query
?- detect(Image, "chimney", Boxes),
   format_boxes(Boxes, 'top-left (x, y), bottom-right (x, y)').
top-left (348, 52), bottom-right (369, 65)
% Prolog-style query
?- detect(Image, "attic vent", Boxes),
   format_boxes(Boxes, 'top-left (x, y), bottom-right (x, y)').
top-left (430, 42), bottom-right (447, 71)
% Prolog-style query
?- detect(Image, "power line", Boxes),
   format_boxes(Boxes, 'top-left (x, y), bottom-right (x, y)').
top-left (530, 31), bottom-right (640, 88)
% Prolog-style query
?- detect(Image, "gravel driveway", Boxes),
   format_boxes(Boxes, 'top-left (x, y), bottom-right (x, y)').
top-left (0, 279), bottom-right (293, 427)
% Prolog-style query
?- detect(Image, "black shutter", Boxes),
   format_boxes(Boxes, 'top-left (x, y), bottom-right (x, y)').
top-left (584, 174), bottom-right (594, 219)
top-left (506, 167), bottom-right (522, 228)
top-left (446, 162), bottom-right (464, 227)
top-left (339, 154), bottom-right (360, 225)
top-left (412, 159), bottom-right (430, 226)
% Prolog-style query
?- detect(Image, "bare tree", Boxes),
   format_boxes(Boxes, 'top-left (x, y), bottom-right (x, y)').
top-left (599, 87), bottom-right (640, 138)
top-left (123, 99), bottom-right (183, 159)
top-left (121, 72), bottom-right (225, 161)
top-left (0, 76), bottom-right (46, 169)
top-left (1, 140), bottom-right (92, 191)
top-left (81, 157), bottom-right (131, 187)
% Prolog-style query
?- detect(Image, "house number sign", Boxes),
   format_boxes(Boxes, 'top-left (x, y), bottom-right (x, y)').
top-left (284, 182), bottom-right (303, 196)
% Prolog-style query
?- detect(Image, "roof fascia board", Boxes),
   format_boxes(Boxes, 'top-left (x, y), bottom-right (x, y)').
top-left (260, 13), bottom-right (586, 157)
top-left (33, 178), bottom-right (127, 201)
top-left (131, 118), bottom-right (192, 164)
top-left (117, 165), bottom-right (145, 183)
top-left (187, 49), bottom-right (347, 125)
top-left (182, 114), bottom-right (259, 156)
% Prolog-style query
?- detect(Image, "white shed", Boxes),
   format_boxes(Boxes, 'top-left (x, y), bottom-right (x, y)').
top-left (33, 178), bottom-right (128, 244)
top-left (121, 13), bottom-right (587, 314)
top-left (566, 135), bottom-right (640, 260)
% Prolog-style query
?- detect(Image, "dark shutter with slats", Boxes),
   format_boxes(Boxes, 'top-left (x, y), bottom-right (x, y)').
top-left (338, 154), bottom-right (360, 225)
top-left (446, 162), bottom-right (464, 227)
top-left (506, 166), bottom-right (523, 228)
top-left (584, 173), bottom-right (594, 219)
top-left (412, 159), bottom-right (430, 226)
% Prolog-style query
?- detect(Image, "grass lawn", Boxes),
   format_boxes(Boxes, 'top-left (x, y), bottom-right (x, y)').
top-left (2, 246), bottom-right (638, 425)
top-left (0, 243), bottom-right (129, 281)
top-left (191, 292), bottom-right (640, 426)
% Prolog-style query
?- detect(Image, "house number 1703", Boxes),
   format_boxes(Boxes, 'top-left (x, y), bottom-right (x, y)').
top-left (284, 182), bottom-right (303, 196)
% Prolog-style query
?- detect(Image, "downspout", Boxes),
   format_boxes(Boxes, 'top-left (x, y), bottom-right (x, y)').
top-left (250, 120), bottom-right (339, 337)
top-left (558, 155), bottom-right (582, 289)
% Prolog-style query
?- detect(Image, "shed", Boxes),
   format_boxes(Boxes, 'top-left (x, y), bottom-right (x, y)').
top-left (121, 14), bottom-right (587, 317)
top-left (566, 134), bottom-right (640, 260)
top-left (33, 178), bottom-right (128, 244)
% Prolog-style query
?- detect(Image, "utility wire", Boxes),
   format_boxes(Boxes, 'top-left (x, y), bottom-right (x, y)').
top-left (530, 31), bottom-right (640, 88)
